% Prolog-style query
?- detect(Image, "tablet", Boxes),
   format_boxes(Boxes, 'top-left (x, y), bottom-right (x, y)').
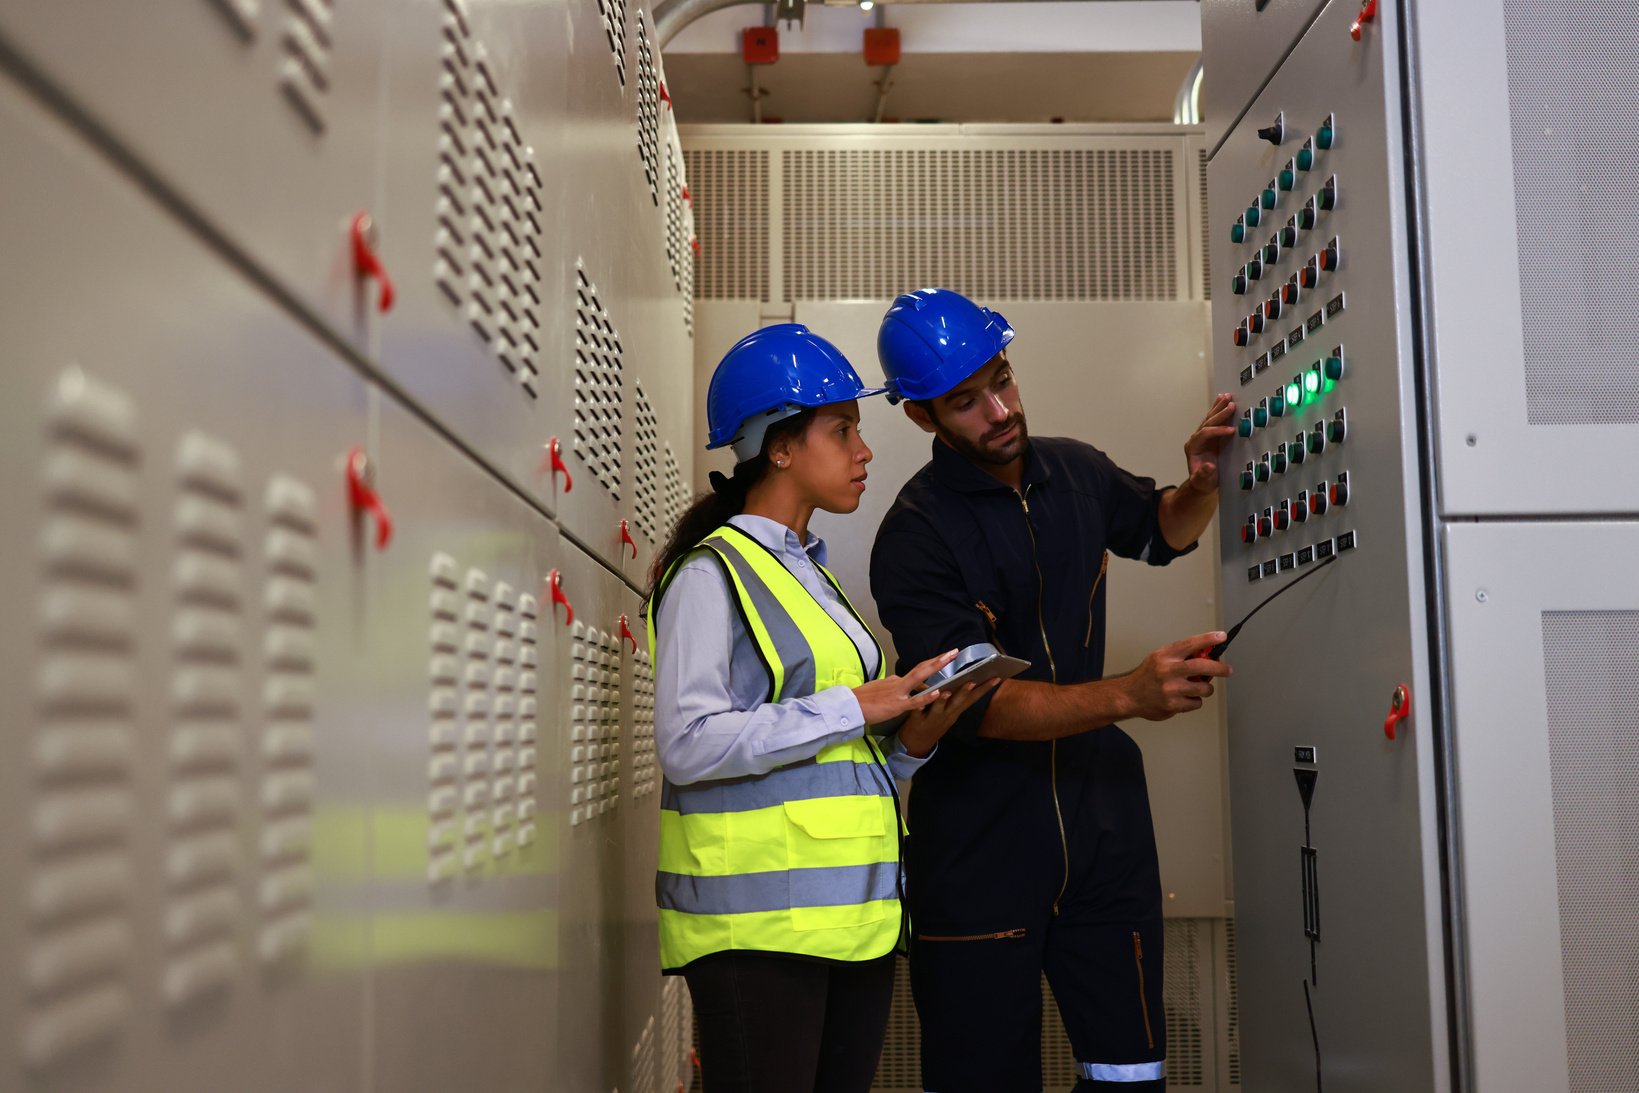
top-left (870, 643), bottom-right (1031, 734)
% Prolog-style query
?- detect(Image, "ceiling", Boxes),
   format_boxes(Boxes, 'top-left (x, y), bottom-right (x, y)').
top-left (662, 1), bottom-right (1202, 125)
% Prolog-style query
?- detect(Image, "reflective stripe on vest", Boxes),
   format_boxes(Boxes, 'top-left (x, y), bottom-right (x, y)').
top-left (648, 524), bottom-right (898, 971)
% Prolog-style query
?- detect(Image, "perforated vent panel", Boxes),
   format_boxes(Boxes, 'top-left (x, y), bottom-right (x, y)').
top-left (1541, 610), bottom-right (1639, 1093)
top-left (631, 650), bottom-right (657, 799)
top-left (635, 14), bottom-right (660, 207)
top-left (1505, 1), bottom-right (1639, 425)
top-left (662, 444), bottom-right (689, 531)
top-left (1225, 916), bottom-right (1242, 1085)
top-left (598, 0), bottom-right (628, 87)
top-left (666, 141), bottom-right (685, 291)
top-left (1199, 148), bottom-right (1212, 301)
top-left (437, 0), bottom-right (547, 398)
top-left (166, 430), bottom-right (248, 1010)
top-left (1165, 920), bottom-right (1207, 1086)
top-left (631, 384), bottom-right (660, 544)
top-left (278, 0), bottom-right (335, 132)
top-left (568, 622), bottom-right (620, 826)
top-left (26, 371), bottom-right (141, 1070)
top-left (681, 149), bottom-right (769, 300)
top-left (573, 264), bottom-right (625, 498)
top-left (781, 148), bottom-right (1177, 301)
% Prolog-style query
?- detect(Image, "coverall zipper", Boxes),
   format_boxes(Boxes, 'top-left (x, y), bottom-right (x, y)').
top-left (1083, 551), bottom-right (1110, 648)
top-left (1019, 488), bottom-right (1070, 917)
top-left (1133, 931), bottom-right (1156, 1050)
top-left (916, 928), bottom-right (1028, 942)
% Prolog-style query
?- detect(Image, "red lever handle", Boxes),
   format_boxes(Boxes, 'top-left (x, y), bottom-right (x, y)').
top-left (349, 213), bottom-right (396, 314)
top-left (1383, 683), bottom-right (1410, 741)
top-left (681, 185), bottom-right (692, 208)
top-left (619, 613), bottom-right (638, 654)
top-left (1350, 0), bottom-right (1377, 41)
top-left (659, 81), bottom-right (672, 109)
top-left (548, 569), bottom-right (574, 627)
top-left (543, 437), bottom-right (573, 493)
top-left (619, 518), bottom-right (638, 559)
top-left (345, 447), bottom-right (393, 550)
top-left (690, 236), bottom-right (701, 256)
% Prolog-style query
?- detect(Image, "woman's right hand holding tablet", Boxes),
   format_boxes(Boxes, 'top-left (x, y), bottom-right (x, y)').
top-left (852, 649), bottom-right (961, 725)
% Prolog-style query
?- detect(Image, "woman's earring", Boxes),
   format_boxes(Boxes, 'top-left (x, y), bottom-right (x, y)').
top-left (775, 460), bottom-right (787, 468)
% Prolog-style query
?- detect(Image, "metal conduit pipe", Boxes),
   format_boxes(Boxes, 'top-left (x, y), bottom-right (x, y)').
top-left (657, 0), bottom-right (1188, 51)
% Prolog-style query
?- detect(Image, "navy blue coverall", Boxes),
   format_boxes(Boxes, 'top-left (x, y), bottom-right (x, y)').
top-left (869, 436), bottom-right (1194, 1092)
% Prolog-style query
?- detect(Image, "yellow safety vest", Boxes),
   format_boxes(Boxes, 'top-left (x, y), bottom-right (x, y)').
top-left (647, 524), bottom-right (901, 971)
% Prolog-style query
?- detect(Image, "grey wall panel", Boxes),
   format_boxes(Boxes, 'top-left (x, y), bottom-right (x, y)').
top-left (1199, 0), bottom-right (1329, 154)
top-left (1413, 0), bottom-right (1639, 516)
top-left (1205, 2), bottom-right (1449, 1089)
top-left (0, 77), bottom-right (369, 1092)
top-left (1444, 521), bottom-right (1639, 1093)
top-left (619, 583), bottom-right (663, 1093)
top-left (0, 0), bottom-right (386, 352)
top-left (373, 0), bottom-right (571, 519)
top-left (363, 393), bottom-right (562, 1092)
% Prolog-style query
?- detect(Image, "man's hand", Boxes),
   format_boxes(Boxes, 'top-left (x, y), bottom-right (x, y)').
top-left (1118, 632), bottom-right (1232, 721)
top-left (898, 677), bottom-right (1002, 757)
top-left (1180, 393), bottom-right (1238, 494)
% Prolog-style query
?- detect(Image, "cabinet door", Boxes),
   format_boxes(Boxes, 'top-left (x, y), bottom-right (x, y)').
top-left (364, 393), bottom-right (562, 1093)
top-left (0, 0), bottom-right (386, 350)
top-left (0, 76), bottom-right (369, 1093)
top-left (1445, 521), bottom-right (1639, 1093)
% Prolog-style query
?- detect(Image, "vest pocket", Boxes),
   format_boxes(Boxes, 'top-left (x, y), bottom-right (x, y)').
top-left (784, 797), bottom-right (894, 932)
top-left (783, 796), bottom-right (886, 841)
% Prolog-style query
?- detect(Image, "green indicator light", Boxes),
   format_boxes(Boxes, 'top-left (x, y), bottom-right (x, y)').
top-left (1253, 407), bottom-right (1269, 428)
top-left (1237, 418), bottom-right (1253, 438)
top-left (1297, 145), bottom-right (1314, 172)
top-left (1286, 381), bottom-right (1302, 407)
top-left (1270, 394), bottom-right (1286, 417)
top-left (1262, 188), bottom-right (1277, 210)
top-left (1246, 205), bottom-right (1262, 228)
top-left (1279, 168), bottom-right (1295, 191)
top-left (1304, 369), bottom-right (1322, 395)
top-left (1231, 222), bottom-right (1246, 244)
top-left (1317, 124), bottom-right (1334, 151)
top-left (1325, 355), bottom-right (1345, 382)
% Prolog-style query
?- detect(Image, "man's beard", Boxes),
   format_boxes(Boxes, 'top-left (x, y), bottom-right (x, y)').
top-left (942, 412), bottom-right (1029, 467)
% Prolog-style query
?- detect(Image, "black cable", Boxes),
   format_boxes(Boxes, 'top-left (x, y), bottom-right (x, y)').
top-left (1304, 978), bottom-right (1324, 1092)
top-left (1208, 553), bottom-right (1339, 660)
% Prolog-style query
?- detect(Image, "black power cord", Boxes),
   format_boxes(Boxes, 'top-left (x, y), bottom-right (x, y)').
top-left (1209, 553), bottom-right (1339, 661)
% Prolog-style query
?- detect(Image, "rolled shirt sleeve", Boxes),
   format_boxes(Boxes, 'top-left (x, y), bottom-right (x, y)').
top-left (653, 557), bottom-right (868, 786)
top-left (1094, 448), bottom-right (1198, 566)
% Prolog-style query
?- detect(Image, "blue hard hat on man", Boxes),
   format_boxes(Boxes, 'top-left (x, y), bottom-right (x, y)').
top-left (705, 323), bottom-right (885, 463)
top-left (877, 288), bottom-right (1015, 403)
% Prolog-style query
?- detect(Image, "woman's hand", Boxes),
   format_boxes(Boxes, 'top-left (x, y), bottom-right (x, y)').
top-left (852, 649), bottom-right (960, 726)
top-left (897, 677), bottom-right (1002, 757)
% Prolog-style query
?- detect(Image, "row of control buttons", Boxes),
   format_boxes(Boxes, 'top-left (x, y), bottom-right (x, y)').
top-left (1240, 472), bottom-right (1353, 543)
top-left (1238, 293), bottom-right (1347, 385)
top-left (1230, 115), bottom-right (1336, 244)
top-left (1247, 528), bottom-right (1357, 582)
top-left (1239, 413), bottom-right (1350, 489)
top-left (1238, 349), bottom-right (1347, 435)
top-left (1231, 238), bottom-right (1342, 346)
top-left (1230, 225), bottom-right (1340, 297)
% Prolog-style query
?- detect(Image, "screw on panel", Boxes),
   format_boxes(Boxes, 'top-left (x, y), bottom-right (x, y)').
top-left (1466, 434), bottom-right (1478, 447)
top-left (1475, 589), bottom-right (1489, 603)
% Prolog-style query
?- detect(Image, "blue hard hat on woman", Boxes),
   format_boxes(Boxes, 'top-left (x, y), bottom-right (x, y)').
top-left (876, 288), bottom-right (1015, 403)
top-left (705, 323), bottom-right (886, 463)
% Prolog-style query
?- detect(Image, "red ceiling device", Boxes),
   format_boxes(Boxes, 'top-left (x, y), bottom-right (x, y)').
top-left (864, 27), bottom-right (900, 66)
top-left (742, 26), bottom-right (778, 64)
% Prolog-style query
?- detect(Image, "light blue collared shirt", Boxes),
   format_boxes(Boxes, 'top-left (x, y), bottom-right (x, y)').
top-left (653, 514), bottom-right (932, 786)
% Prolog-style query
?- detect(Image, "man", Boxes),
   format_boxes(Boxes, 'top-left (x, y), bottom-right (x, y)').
top-left (867, 288), bottom-right (1236, 1092)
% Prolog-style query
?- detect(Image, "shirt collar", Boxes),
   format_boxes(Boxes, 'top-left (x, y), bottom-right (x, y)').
top-left (928, 435), bottom-right (1052, 494)
top-left (728, 513), bottom-right (828, 566)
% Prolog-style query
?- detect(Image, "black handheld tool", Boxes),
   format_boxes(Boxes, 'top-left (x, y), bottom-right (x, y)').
top-left (1204, 553), bottom-right (1338, 664)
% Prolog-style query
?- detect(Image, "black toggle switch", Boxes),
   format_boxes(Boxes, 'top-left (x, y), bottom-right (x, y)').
top-left (1258, 113), bottom-right (1286, 145)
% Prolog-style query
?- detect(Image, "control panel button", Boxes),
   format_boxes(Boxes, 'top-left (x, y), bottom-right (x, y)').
top-left (1279, 161), bottom-right (1297, 191)
top-left (1297, 138), bottom-right (1315, 172)
top-left (1294, 488), bottom-right (1310, 522)
top-left (1264, 295), bottom-right (1282, 322)
top-left (1307, 427), bottom-right (1327, 455)
top-left (1325, 347), bottom-right (1346, 382)
top-left (1255, 455), bottom-right (1272, 483)
top-left (1257, 512), bottom-right (1273, 538)
top-left (1299, 256), bottom-right (1320, 288)
top-left (1253, 400), bottom-right (1269, 429)
top-left (1316, 115), bottom-right (1335, 150)
top-left (1231, 273), bottom-right (1248, 296)
top-left (1298, 198), bottom-right (1318, 232)
top-left (1320, 238), bottom-right (1340, 272)
top-left (1280, 220), bottom-right (1298, 248)
top-left (1270, 390), bottom-right (1286, 418)
top-left (1263, 239), bottom-right (1281, 265)
top-left (1258, 113), bottom-right (1286, 145)
top-left (1240, 463), bottom-right (1255, 491)
top-left (1310, 483), bottom-right (1330, 515)
top-left (1245, 204), bottom-right (1263, 228)
top-left (1304, 365), bottom-right (1323, 399)
top-left (1231, 218), bottom-right (1247, 244)
top-left (1285, 378), bottom-right (1304, 410)
top-left (1245, 257), bottom-right (1264, 281)
top-left (1327, 408), bottom-right (1348, 445)
top-left (1274, 500), bottom-right (1291, 532)
top-left (1290, 431), bottom-right (1307, 465)
top-left (1273, 444), bottom-right (1289, 475)
top-left (1242, 516), bottom-right (1259, 545)
top-left (1330, 471), bottom-right (1351, 507)
top-left (1249, 311), bottom-right (1266, 335)
top-left (1233, 322), bottom-right (1250, 348)
top-left (1282, 276), bottom-right (1301, 306)
top-left (1318, 175), bottom-right (1339, 212)
top-left (1237, 412), bottom-right (1254, 438)
top-left (1261, 185), bottom-right (1278, 210)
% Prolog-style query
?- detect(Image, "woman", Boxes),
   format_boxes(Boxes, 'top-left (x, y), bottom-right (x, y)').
top-left (647, 324), bottom-right (995, 1093)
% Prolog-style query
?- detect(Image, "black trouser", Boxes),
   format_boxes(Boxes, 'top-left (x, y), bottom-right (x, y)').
top-left (683, 951), bottom-right (897, 1093)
